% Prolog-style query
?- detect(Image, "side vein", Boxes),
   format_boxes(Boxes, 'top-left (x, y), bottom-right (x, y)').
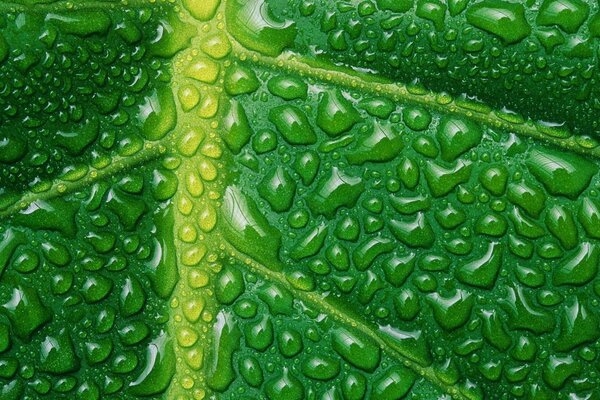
top-left (0, 140), bottom-right (169, 219)
top-left (230, 41), bottom-right (600, 160)
top-left (221, 241), bottom-right (469, 400)
top-left (0, 0), bottom-right (153, 12)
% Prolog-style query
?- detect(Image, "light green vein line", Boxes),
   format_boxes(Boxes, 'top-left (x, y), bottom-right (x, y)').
top-left (221, 241), bottom-right (469, 400)
top-left (0, 0), bottom-right (155, 12)
top-left (230, 41), bottom-right (600, 160)
top-left (0, 139), bottom-right (169, 219)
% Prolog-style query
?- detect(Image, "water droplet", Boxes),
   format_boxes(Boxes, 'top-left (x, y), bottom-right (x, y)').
top-left (265, 367), bottom-right (304, 400)
top-left (427, 289), bottom-right (474, 330)
top-left (537, 0), bottom-right (589, 34)
top-left (40, 329), bottom-right (79, 374)
top-left (425, 159), bottom-right (472, 197)
top-left (317, 90), bottom-right (361, 136)
top-left (0, 135), bottom-right (27, 163)
top-left (128, 330), bottom-right (175, 396)
top-left (222, 100), bottom-right (253, 154)
top-left (267, 75), bottom-right (308, 100)
top-left (371, 365), bottom-right (416, 400)
top-left (258, 166), bottom-right (296, 212)
top-left (183, 0), bottom-right (221, 21)
top-left (215, 267), bottom-right (245, 305)
top-left (188, 59), bottom-right (221, 86)
top-left (307, 167), bottom-right (364, 218)
top-left (578, 197), bottom-right (600, 238)
top-left (239, 356), bottom-right (263, 387)
top-left (436, 117), bottom-right (482, 162)
top-left (347, 122), bottom-right (403, 165)
top-left (554, 295), bottom-right (599, 352)
top-left (269, 105), bottom-right (317, 145)
top-left (290, 222), bottom-right (328, 260)
top-left (466, 1), bottom-right (531, 43)
top-left (138, 87), bottom-right (177, 141)
top-left (302, 355), bottom-right (340, 380)
top-left (278, 328), bottom-right (303, 357)
top-left (389, 212), bottom-right (435, 248)
top-left (45, 11), bottom-right (111, 36)
top-left (226, 0), bottom-right (297, 56)
top-left (331, 327), bottom-right (380, 372)
top-left (225, 64), bottom-right (260, 95)
top-left (221, 186), bottom-right (282, 268)
top-left (244, 315), bottom-right (274, 351)
top-left (456, 242), bottom-right (503, 288)
top-left (553, 242), bottom-right (599, 286)
top-left (527, 147), bottom-right (597, 199)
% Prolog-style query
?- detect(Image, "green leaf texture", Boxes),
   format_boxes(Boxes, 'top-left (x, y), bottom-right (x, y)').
top-left (1, 0), bottom-right (600, 399)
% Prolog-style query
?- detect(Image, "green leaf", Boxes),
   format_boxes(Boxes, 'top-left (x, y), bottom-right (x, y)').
top-left (2, 0), bottom-right (600, 399)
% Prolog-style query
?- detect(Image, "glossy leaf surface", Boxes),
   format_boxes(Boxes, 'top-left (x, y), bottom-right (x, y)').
top-left (1, 1), bottom-right (600, 399)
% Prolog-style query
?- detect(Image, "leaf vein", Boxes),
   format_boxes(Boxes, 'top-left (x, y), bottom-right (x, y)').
top-left (221, 240), bottom-right (468, 400)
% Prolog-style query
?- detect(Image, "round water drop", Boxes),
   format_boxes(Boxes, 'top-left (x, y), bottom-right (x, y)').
top-left (245, 315), bottom-right (274, 351)
top-left (269, 105), bottom-right (317, 145)
top-left (85, 338), bottom-right (113, 365)
top-left (41, 241), bottom-right (71, 267)
top-left (239, 356), bottom-right (263, 387)
top-left (335, 215), bottom-right (360, 242)
top-left (0, 135), bottom-right (27, 163)
top-left (332, 328), bottom-right (381, 371)
top-left (416, 0), bottom-right (447, 31)
top-left (302, 355), bottom-right (340, 380)
top-left (403, 106), bottom-right (431, 131)
top-left (177, 85), bottom-right (200, 112)
top-left (52, 271), bottom-right (74, 295)
top-left (200, 33), bottom-right (232, 59)
top-left (341, 371), bottom-right (367, 400)
top-left (176, 327), bottom-right (198, 348)
top-left (224, 64), bottom-right (260, 95)
top-left (412, 135), bottom-right (438, 158)
top-left (252, 129), bottom-right (278, 154)
top-left (294, 150), bottom-right (320, 186)
top-left (13, 249), bottom-right (39, 273)
top-left (77, 381), bottom-right (100, 400)
top-left (138, 87), bottom-right (177, 141)
top-left (183, 299), bottom-right (205, 323)
top-left (288, 209), bottom-right (309, 229)
top-left (360, 97), bottom-right (395, 119)
top-left (479, 165), bottom-right (508, 196)
top-left (82, 275), bottom-right (113, 303)
top-left (278, 329), bottom-right (303, 357)
top-left (96, 308), bottom-right (116, 334)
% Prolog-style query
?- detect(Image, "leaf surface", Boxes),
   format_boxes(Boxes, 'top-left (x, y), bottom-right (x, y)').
top-left (1, 1), bottom-right (600, 399)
